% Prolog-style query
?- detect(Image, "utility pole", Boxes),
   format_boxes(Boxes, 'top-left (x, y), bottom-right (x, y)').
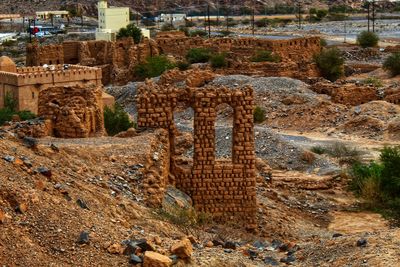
top-left (226, 6), bottom-right (229, 31)
top-left (252, 0), bottom-right (255, 35)
top-left (372, 0), bottom-right (375, 32)
top-left (207, 4), bottom-right (211, 38)
top-left (217, 0), bottom-right (220, 27)
top-left (367, 2), bottom-right (370, 32)
top-left (297, 1), bottom-right (302, 29)
top-left (344, 2), bottom-right (347, 43)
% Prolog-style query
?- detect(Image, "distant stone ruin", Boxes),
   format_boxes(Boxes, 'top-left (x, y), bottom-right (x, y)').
top-left (26, 32), bottom-right (321, 85)
top-left (137, 70), bottom-right (257, 229)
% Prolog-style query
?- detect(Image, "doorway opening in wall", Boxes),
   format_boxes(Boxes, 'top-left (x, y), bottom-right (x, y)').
top-left (215, 103), bottom-right (233, 160)
top-left (173, 102), bottom-right (194, 167)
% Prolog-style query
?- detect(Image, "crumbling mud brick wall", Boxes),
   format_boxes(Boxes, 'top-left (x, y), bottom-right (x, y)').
top-left (26, 38), bottom-right (159, 85)
top-left (38, 84), bottom-right (105, 138)
top-left (156, 31), bottom-right (321, 62)
top-left (385, 88), bottom-right (400, 105)
top-left (136, 70), bottom-right (257, 229)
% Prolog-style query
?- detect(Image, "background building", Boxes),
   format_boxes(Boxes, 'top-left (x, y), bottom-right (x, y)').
top-left (96, 0), bottom-right (129, 41)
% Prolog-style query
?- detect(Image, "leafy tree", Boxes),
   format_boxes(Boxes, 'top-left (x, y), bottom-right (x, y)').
top-left (117, 24), bottom-right (143, 44)
top-left (103, 103), bottom-right (134, 136)
top-left (186, 48), bottom-right (212, 63)
top-left (314, 48), bottom-right (344, 81)
top-left (134, 55), bottom-right (175, 79)
top-left (383, 52), bottom-right (400, 77)
top-left (357, 31), bottom-right (379, 48)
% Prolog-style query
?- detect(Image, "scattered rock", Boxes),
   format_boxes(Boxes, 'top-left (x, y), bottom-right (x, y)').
top-left (37, 167), bottom-right (52, 178)
top-left (224, 249), bottom-right (233, 253)
top-left (15, 203), bottom-right (27, 214)
top-left (107, 243), bottom-right (124, 254)
top-left (332, 233), bottom-right (343, 238)
top-left (124, 239), bottom-right (155, 255)
top-left (2, 155), bottom-right (15, 163)
top-left (0, 210), bottom-right (6, 223)
top-left (264, 256), bottom-right (279, 266)
top-left (50, 143), bottom-right (59, 152)
top-left (280, 254), bottom-right (296, 264)
top-left (129, 254), bottom-right (143, 265)
top-left (205, 241), bottom-right (213, 247)
top-left (143, 251), bottom-right (172, 267)
top-left (23, 137), bottom-right (38, 148)
top-left (77, 231), bottom-right (90, 244)
top-left (223, 241), bottom-right (237, 250)
top-left (76, 198), bottom-right (89, 210)
top-left (357, 238), bottom-right (368, 247)
top-left (170, 238), bottom-right (193, 259)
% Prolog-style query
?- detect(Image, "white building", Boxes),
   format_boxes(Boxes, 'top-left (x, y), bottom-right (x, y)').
top-left (95, 0), bottom-right (151, 41)
top-left (157, 13), bottom-right (187, 23)
top-left (96, 0), bottom-right (130, 41)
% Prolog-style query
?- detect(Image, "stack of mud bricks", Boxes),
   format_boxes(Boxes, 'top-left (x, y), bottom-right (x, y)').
top-left (137, 75), bottom-right (257, 230)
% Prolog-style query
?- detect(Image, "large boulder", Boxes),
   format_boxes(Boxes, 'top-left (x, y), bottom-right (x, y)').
top-left (143, 251), bottom-right (172, 267)
top-left (170, 238), bottom-right (193, 259)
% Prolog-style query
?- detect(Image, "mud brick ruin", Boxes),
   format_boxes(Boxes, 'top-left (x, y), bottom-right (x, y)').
top-left (26, 32), bottom-right (321, 85)
top-left (0, 56), bottom-right (107, 138)
top-left (26, 38), bottom-right (159, 85)
top-left (137, 70), bottom-right (257, 229)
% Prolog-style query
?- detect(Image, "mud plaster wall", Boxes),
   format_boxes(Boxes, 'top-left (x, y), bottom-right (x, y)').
top-left (136, 78), bottom-right (257, 229)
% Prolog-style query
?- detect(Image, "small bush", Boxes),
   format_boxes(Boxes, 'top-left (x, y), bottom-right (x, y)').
top-left (311, 145), bottom-right (326, 155)
top-left (176, 61), bottom-right (190, 71)
top-left (314, 48), bottom-right (344, 81)
top-left (210, 53), bottom-right (227, 68)
top-left (383, 52), bottom-right (400, 77)
top-left (363, 77), bottom-right (383, 87)
top-left (134, 55), bottom-right (175, 79)
top-left (357, 31), bottom-right (379, 48)
top-left (185, 20), bottom-right (196, 27)
top-left (189, 29), bottom-right (207, 37)
top-left (178, 26), bottom-right (189, 36)
top-left (320, 38), bottom-right (327, 47)
top-left (117, 24), bottom-right (143, 44)
top-left (251, 50), bottom-right (281, 63)
top-left (218, 30), bottom-right (232, 37)
top-left (1, 39), bottom-right (17, 47)
top-left (161, 23), bottom-right (176, 32)
top-left (253, 106), bottom-right (266, 123)
top-left (326, 142), bottom-right (362, 165)
top-left (349, 146), bottom-right (400, 221)
top-left (0, 92), bottom-right (36, 125)
top-left (103, 103), bottom-right (134, 136)
top-left (186, 48), bottom-right (211, 64)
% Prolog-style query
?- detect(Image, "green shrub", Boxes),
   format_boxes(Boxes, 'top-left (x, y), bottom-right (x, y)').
top-left (185, 20), bottom-right (196, 27)
top-left (189, 29), bottom-right (207, 37)
top-left (314, 48), bottom-right (344, 81)
top-left (210, 53), bottom-right (227, 68)
top-left (357, 31), bottom-right (379, 48)
top-left (320, 38), bottom-right (327, 47)
top-left (117, 23), bottom-right (143, 44)
top-left (186, 48), bottom-right (211, 64)
top-left (1, 39), bottom-right (17, 47)
top-left (253, 106), bottom-right (266, 123)
top-left (311, 145), bottom-right (326, 155)
top-left (103, 103), bottom-right (134, 136)
top-left (176, 61), bottom-right (190, 71)
top-left (251, 50), bottom-right (281, 63)
top-left (349, 146), bottom-right (400, 220)
top-left (363, 77), bottom-right (383, 87)
top-left (161, 23), bottom-right (176, 31)
top-left (326, 142), bottom-right (362, 165)
top-left (134, 55), bottom-right (175, 79)
top-left (178, 26), bottom-right (189, 36)
top-left (383, 52), bottom-right (400, 77)
top-left (0, 92), bottom-right (36, 125)
top-left (218, 30), bottom-right (232, 37)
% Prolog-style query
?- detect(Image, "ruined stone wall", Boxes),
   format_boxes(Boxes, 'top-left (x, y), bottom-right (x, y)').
top-left (156, 32), bottom-right (321, 62)
top-left (26, 38), bottom-right (159, 85)
top-left (136, 70), bottom-right (257, 229)
top-left (38, 84), bottom-right (105, 138)
top-left (385, 88), bottom-right (400, 105)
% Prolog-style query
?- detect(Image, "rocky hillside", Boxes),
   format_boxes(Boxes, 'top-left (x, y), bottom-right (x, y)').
top-left (0, 0), bottom-right (371, 17)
